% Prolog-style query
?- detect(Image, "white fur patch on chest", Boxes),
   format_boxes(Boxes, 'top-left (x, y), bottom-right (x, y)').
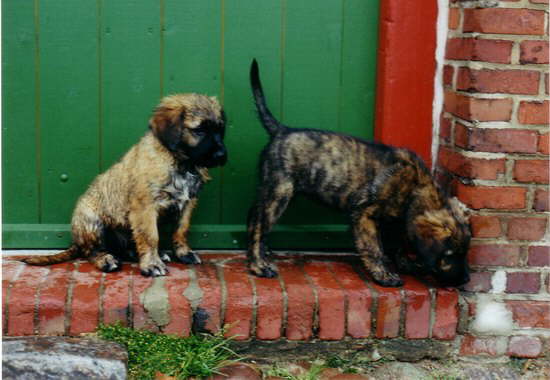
top-left (153, 171), bottom-right (202, 211)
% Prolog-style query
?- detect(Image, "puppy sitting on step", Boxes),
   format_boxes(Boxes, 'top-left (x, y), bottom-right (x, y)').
top-left (246, 59), bottom-right (470, 287)
top-left (20, 94), bottom-right (227, 276)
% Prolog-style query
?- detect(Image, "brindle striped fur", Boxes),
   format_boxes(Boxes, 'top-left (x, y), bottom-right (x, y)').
top-left (247, 59), bottom-right (470, 287)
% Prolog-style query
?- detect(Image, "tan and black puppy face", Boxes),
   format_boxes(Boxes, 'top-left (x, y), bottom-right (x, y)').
top-left (412, 200), bottom-right (471, 287)
top-left (149, 94), bottom-right (227, 168)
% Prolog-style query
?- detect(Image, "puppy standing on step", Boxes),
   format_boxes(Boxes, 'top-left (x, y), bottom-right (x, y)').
top-left (20, 94), bottom-right (227, 276)
top-left (246, 59), bottom-right (470, 287)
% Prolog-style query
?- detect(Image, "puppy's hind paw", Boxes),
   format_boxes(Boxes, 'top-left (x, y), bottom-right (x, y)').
top-left (372, 271), bottom-right (403, 287)
top-left (96, 254), bottom-right (121, 273)
top-left (249, 263), bottom-right (278, 278)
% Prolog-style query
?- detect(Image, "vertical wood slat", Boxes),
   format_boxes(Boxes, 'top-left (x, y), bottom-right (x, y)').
top-left (278, 0), bottom-right (347, 225)
top-left (163, 0), bottom-right (223, 225)
top-left (221, 0), bottom-right (282, 225)
top-left (2, 0), bottom-right (39, 223)
top-left (101, 0), bottom-right (161, 169)
top-left (39, 0), bottom-right (100, 223)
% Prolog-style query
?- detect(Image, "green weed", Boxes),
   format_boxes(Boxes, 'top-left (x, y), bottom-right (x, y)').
top-left (97, 323), bottom-right (239, 380)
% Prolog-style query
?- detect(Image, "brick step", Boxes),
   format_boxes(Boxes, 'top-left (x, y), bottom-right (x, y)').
top-left (2, 253), bottom-right (459, 340)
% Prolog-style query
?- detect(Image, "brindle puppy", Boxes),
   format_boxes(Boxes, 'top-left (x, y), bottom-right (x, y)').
top-left (19, 94), bottom-right (227, 276)
top-left (247, 59), bottom-right (470, 287)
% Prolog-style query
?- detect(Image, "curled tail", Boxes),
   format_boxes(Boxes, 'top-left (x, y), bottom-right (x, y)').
top-left (250, 59), bottom-right (286, 137)
top-left (19, 245), bottom-right (80, 266)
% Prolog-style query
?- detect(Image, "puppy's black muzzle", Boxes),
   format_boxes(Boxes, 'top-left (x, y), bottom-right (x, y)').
top-left (209, 147), bottom-right (227, 167)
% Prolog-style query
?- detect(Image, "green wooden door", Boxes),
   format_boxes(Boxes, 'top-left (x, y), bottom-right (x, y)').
top-left (2, 0), bottom-right (379, 249)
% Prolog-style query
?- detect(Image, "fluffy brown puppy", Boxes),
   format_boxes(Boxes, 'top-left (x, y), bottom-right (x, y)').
top-left (19, 94), bottom-right (227, 276)
top-left (247, 59), bottom-right (470, 287)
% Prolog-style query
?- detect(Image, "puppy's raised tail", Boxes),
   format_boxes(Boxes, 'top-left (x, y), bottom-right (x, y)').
top-left (18, 245), bottom-right (80, 265)
top-left (250, 59), bottom-right (286, 137)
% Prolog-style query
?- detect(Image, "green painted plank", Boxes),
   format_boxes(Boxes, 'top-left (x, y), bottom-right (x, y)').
top-left (39, 0), bottom-right (100, 224)
top-left (163, 0), bottom-right (223, 224)
top-left (221, 0), bottom-right (282, 224)
top-left (339, 0), bottom-right (379, 139)
top-left (2, 0), bottom-right (39, 223)
top-left (3, 224), bottom-right (354, 250)
top-left (279, 0), bottom-right (347, 225)
top-left (100, 0), bottom-right (161, 169)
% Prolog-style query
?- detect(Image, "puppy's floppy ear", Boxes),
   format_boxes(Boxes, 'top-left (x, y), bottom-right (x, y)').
top-left (414, 210), bottom-right (453, 241)
top-left (149, 105), bottom-right (185, 151)
top-left (449, 196), bottom-right (470, 224)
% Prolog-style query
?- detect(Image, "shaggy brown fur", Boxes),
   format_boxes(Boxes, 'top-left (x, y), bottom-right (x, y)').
top-left (19, 94), bottom-right (227, 276)
top-left (247, 59), bottom-right (471, 287)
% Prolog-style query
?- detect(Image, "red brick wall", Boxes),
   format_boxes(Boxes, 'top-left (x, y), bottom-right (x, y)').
top-left (437, 0), bottom-right (549, 358)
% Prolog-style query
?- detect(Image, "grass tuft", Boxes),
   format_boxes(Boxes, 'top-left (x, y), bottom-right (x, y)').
top-left (97, 323), bottom-right (239, 380)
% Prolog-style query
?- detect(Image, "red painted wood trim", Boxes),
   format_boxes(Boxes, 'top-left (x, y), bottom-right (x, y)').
top-left (374, 0), bottom-right (438, 168)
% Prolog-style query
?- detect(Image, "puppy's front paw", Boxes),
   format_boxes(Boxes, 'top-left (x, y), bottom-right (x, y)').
top-left (140, 255), bottom-right (168, 277)
top-left (177, 251), bottom-right (202, 265)
top-left (249, 262), bottom-right (278, 278)
top-left (372, 270), bottom-right (403, 287)
top-left (175, 247), bottom-right (202, 265)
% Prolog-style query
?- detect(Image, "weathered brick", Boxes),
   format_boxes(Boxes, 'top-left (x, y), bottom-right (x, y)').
top-left (303, 262), bottom-right (346, 340)
top-left (70, 263), bottom-right (102, 335)
top-left (443, 65), bottom-right (454, 87)
top-left (468, 244), bottom-right (520, 267)
top-left (507, 300), bottom-right (550, 328)
top-left (448, 8), bottom-right (460, 30)
top-left (463, 271), bottom-right (492, 292)
top-left (457, 183), bottom-right (527, 210)
top-left (444, 91), bottom-right (513, 122)
top-left (534, 189), bottom-right (549, 212)
top-left (440, 116), bottom-right (452, 143)
top-left (101, 265), bottom-right (131, 326)
top-left (470, 215), bottom-right (502, 238)
top-left (37, 263), bottom-right (71, 335)
top-left (8, 265), bottom-right (47, 336)
top-left (520, 40), bottom-right (549, 64)
top-left (546, 73), bottom-right (549, 95)
top-left (457, 68), bottom-right (539, 95)
top-left (506, 272), bottom-right (541, 294)
top-left (460, 335), bottom-right (505, 356)
top-left (278, 261), bottom-right (315, 341)
top-left (164, 264), bottom-right (192, 336)
top-left (445, 38), bottom-right (513, 64)
top-left (438, 147), bottom-right (505, 180)
top-left (455, 124), bottom-right (538, 153)
top-left (530, 0), bottom-right (549, 3)
top-left (2, 261), bottom-right (22, 335)
top-left (222, 261), bottom-right (253, 340)
top-left (131, 266), bottom-right (157, 332)
top-left (507, 217), bottom-right (547, 241)
top-left (370, 283), bottom-right (402, 338)
top-left (330, 262), bottom-right (372, 338)
top-left (195, 264), bottom-right (223, 334)
top-left (463, 9), bottom-right (545, 35)
top-left (254, 274), bottom-right (284, 340)
top-left (518, 101), bottom-right (549, 125)
top-left (539, 133), bottom-right (549, 155)
top-left (513, 160), bottom-right (549, 184)
top-left (528, 246), bottom-right (550, 267)
top-left (508, 336), bottom-right (543, 358)
top-left (403, 276), bottom-right (430, 339)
